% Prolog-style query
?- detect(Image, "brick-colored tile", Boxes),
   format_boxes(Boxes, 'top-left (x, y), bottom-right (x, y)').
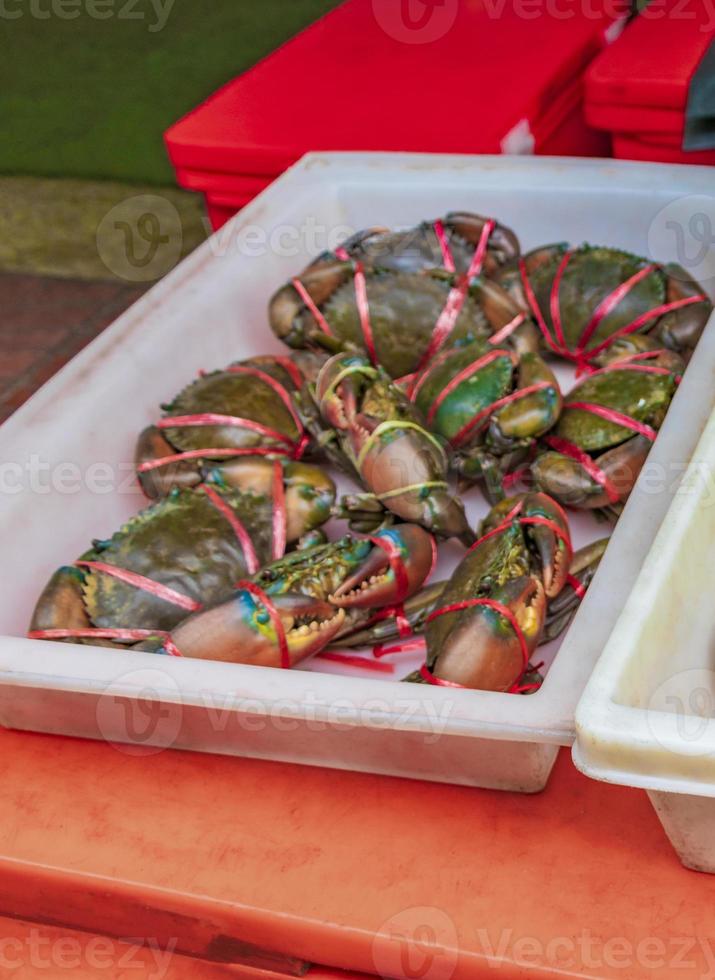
top-left (0, 273), bottom-right (146, 422)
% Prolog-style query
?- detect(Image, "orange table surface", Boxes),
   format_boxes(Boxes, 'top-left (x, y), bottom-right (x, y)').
top-left (0, 727), bottom-right (714, 980)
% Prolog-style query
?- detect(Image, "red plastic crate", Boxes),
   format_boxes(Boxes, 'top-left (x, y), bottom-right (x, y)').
top-left (166, 0), bottom-right (623, 181)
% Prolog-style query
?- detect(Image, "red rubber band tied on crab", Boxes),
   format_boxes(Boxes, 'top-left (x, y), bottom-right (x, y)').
top-left (520, 251), bottom-right (707, 370)
top-left (140, 362), bottom-right (309, 476)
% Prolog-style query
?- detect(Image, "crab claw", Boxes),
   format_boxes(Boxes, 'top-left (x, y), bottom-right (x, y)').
top-left (168, 590), bottom-right (345, 668)
top-left (216, 459), bottom-right (336, 543)
top-left (482, 492), bottom-right (571, 598)
top-left (269, 257), bottom-right (354, 349)
top-left (656, 265), bottom-right (713, 357)
top-left (135, 425), bottom-right (202, 499)
top-left (428, 576), bottom-right (546, 692)
top-left (315, 351), bottom-right (376, 431)
top-left (330, 525), bottom-right (435, 610)
top-left (532, 437), bottom-right (651, 511)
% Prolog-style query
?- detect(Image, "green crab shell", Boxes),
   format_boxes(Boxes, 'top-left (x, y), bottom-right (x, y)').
top-left (161, 358), bottom-right (300, 455)
top-left (83, 487), bottom-right (275, 632)
top-left (425, 525), bottom-right (528, 667)
top-left (308, 271), bottom-right (492, 379)
top-left (413, 343), bottom-right (514, 443)
top-left (527, 245), bottom-right (666, 353)
top-left (557, 368), bottom-right (677, 451)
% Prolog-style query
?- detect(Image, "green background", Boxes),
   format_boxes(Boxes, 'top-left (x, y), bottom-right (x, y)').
top-left (0, 0), bottom-right (336, 185)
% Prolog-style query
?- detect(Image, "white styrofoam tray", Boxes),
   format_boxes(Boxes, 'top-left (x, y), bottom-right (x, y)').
top-left (573, 407), bottom-right (715, 872)
top-left (0, 153), bottom-right (714, 792)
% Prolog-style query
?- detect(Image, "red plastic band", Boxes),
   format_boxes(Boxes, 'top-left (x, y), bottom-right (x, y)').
top-left (487, 312), bottom-right (527, 347)
top-left (201, 483), bottom-right (259, 575)
top-left (367, 534), bottom-right (411, 605)
top-left (137, 446), bottom-right (290, 474)
top-left (291, 276), bottom-right (334, 336)
top-left (265, 355), bottom-right (305, 389)
top-left (414, 219), bottom-right (496, 373)
top-left (564, 401), bottom-right (657, 442)
top-left (583, 353), bottom-right (681, 382)
top-left (75, 561), bottom-right (201, 612)
top-left (236, 580), bottom-right (290, 669)
top-left (426, 596), bottom-right (530, 677)
top-left (271, 460), bottom-right (287, 561)
top-left (576, 264), bottom-right (657, 354)
top-left (28, 627), bottom-right (170, 642)
top-left (407, 345), bottom-right (460, 402)
top-left (584, 294), bottom-right (706, 360)
top-left (316, 651), bottom-right (394, 673)
top-left (423, 348), bottom-right (511, 426)
top-left (450, 380), bottom-right (552, 449)
top-left (373, 637), bottom-right (427, 658)
top-left (566, 573), bottom-right (587, 599)
top-left (465, 503), bottom-right (571, 564)
top-left (433, 220), bottom-right (456, 273)
top-left (227, 365), bottom-right (305, 440)
top-left (549, 248), bottom-right (574, 351)
top-left (419, 663), bottom-right (466, 687)
top-left (163, 638), bottom-right (184, 658)
top-left (544, 435), bottom-right (621, 504)
top-left (158, 413), bottom-right (295, 449)
top-left (333, 247), bottom-right (378, 367)
top-left (519, 257), bottom-right (567, 357)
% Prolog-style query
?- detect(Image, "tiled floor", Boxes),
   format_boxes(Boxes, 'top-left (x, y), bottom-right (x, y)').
top-left (0, 273), bottom-right (146, 422)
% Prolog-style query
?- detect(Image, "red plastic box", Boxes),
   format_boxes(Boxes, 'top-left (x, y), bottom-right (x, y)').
top-left (166, 0), bottom-right (621, 228)
top-left (585, 2), bottom-right (715, 164)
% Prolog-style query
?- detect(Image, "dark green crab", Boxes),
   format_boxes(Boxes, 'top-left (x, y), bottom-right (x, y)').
top-left (413, 493), bottom-right (572, 692)
top-left (531, 337), bottom-right (684, 513)
top-left (268, 213), bottom-right (525, 380)
top-left (143, 524), bottom-right (436, 668)
top-left (136, 354), bottom-right (311, 498)
top-left (495, 243), bottom-right (712, 367)
top-left (409, 333), bottom-right (561, 500)
top-left (29, 476), bottom-right (333, 651)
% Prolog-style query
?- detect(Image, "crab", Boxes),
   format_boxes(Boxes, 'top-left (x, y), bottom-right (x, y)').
top-left (495, 243), bottom-right (712, 369)
top-left (138, 524), bottom-right (437, 668)
top-left (268, 214), bottom-right (526, 380)
top-left (135, 354), bottom-right (312, 498)
top-left (307, 351), bottom-right (474, 545)
top-left (412, 493), bottom-right (572, 692)
top-left (531, 336), bottom-right (684, 513)
top-left (408, 335), bottom-right (561, 500)
top-left (326, 213), bottom-right (520, 277)
top-left (29, 476), bottom-right (333, 649)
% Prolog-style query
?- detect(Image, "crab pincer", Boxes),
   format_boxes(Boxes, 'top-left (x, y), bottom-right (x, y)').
top-left (414, 492), bottom-right (572, 693)
top-left (165, 590), bottom-right (347, 668)
top-left (158, 524), bottom-right (436, 666)
top-left (315, 352), bottom-right (474, 545)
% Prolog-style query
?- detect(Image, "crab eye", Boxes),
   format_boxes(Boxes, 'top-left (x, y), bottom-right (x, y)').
top-left (256, 608), bottom-right (270, 626)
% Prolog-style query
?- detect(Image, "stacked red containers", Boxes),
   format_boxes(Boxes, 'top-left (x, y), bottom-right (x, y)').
top-left (165, 0), bottom-right (626, 229)
top-left (585, 2), bottom-right (715, 165)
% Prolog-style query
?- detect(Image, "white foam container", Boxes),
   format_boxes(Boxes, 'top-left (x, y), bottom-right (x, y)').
top-left (1, 153), bottom-right (714, 792)
top-left (574, 406), bottom-right (715, 871)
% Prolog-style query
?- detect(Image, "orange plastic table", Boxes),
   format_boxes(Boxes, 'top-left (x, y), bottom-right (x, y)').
top-left (0, 727), bottom-right (714, 979)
